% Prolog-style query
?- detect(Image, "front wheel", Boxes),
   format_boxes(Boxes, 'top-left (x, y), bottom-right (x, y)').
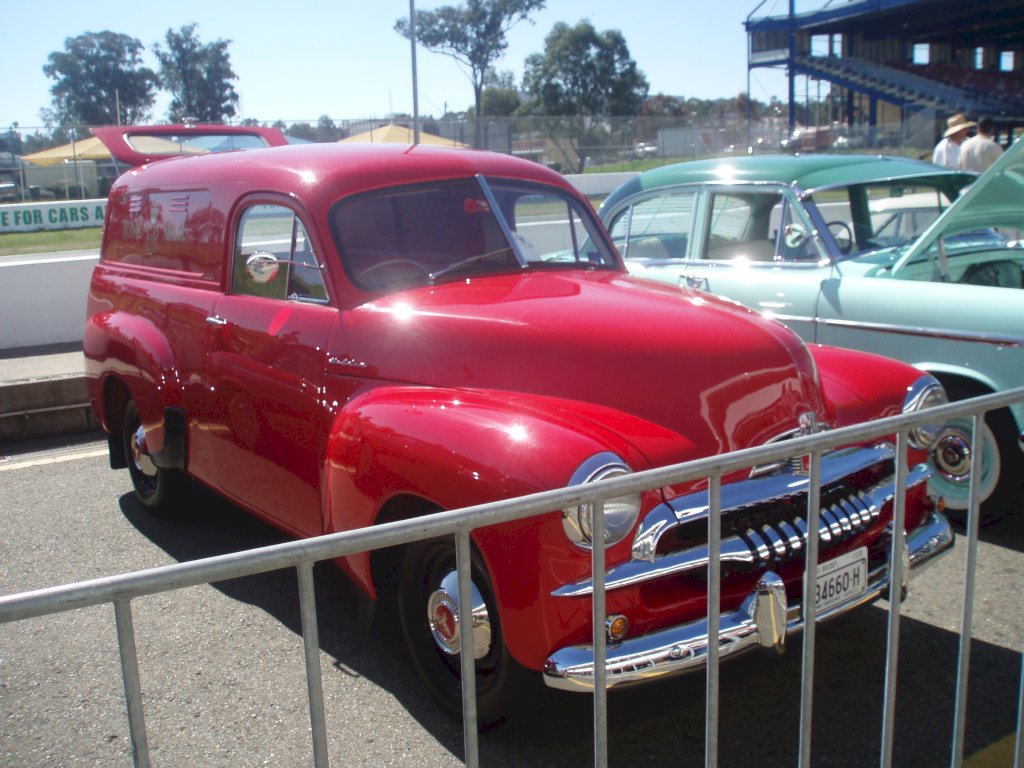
top-left (398, 537), bottom-right (536, 730)
top-left (929, 386), bottom-right (1022, 522)
top-left (123, 399), bottom-right (187, 513)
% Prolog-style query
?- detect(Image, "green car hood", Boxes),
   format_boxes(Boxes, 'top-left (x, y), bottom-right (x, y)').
top-left (896, 137), bottom-right (1024, 270)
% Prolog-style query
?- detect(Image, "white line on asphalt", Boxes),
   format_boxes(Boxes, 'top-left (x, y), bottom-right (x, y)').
top-left (0, 447), bottom-right (108, 471)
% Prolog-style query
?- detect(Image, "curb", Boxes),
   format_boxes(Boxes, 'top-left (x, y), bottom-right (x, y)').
top-left (0, 374), bottom-right (98, 445)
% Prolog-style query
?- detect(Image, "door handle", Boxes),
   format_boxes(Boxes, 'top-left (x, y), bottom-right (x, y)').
top-left (205, 315), bottom-right (228, 326)
top-left (683, 275), bottom-right (708, 291)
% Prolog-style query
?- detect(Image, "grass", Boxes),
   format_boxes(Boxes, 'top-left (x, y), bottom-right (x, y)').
top-left (0, 227), bottom-right (103, 257)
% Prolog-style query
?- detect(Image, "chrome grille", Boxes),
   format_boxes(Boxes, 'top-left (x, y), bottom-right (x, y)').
top-left (551, 443), bottom-right (933, 599)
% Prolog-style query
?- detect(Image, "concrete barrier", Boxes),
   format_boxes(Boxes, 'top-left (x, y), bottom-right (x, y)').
top-left (565, 172), bottom-right (639, 198)
top-left (0, 253), bottom-right (98, 350)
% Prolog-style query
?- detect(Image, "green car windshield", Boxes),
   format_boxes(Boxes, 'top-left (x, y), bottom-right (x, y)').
top-left (806, 182), bottom-right (953, 260)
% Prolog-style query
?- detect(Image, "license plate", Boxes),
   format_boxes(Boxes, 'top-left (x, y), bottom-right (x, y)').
top-left (815, 547), bottom-right (868, 613)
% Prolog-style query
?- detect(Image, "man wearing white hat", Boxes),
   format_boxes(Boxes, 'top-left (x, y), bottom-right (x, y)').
top-left (932, 113), bottom-right (974, 168)
top-left (959, 115), bottom-right (1003, 173)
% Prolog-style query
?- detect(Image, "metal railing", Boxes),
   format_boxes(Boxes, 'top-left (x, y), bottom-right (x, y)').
top-left (2, 389), bottom-right (1023, 768)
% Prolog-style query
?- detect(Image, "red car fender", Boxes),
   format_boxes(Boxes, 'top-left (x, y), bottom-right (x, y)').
top-left (809, 344), bottom-right (924, 426)
top-left (322, 385), bottom-right (669, 670)
top-left (809, 344), bottom-right (932, 531)
top-left (83, 308), bottom-right (183, 448)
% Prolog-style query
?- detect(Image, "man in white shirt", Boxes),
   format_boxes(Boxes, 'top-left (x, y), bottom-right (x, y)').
top-left (959, 115), bottom-right (1003, 173)
top-left (932, 113), bottom-right (973, 168)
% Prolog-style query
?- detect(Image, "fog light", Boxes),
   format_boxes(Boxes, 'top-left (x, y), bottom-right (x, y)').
top-left (606, 614), bottom-right (629, 643)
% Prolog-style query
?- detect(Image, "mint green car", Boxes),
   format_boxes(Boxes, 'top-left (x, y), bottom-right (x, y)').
top-left (601, 144), bottom-right (1024, 514)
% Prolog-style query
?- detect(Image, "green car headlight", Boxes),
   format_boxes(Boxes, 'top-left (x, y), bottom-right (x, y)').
top-left (562, 453), bottom-right (641, 549)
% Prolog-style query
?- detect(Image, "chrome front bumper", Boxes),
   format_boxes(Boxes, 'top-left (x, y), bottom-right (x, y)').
top-left (543, 510), bottom-right (953, 692)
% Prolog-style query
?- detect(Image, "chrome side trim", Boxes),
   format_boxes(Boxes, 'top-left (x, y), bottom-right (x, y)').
top-left (543, 510), bottom-right (953, 691)
top-left (814, 316), bottom-right (1024, 348)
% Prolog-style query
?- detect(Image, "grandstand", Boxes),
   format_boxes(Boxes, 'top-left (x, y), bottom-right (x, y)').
top-left (745, 0), bottom-right (1024, 147)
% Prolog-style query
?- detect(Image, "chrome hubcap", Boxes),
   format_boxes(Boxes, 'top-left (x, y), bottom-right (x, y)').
top-left (933, 430), bottom-right (971, 483)
top-left (131, 425), bottom-right (157, 477)
top-left (426, 570), bottom-right (492, 660)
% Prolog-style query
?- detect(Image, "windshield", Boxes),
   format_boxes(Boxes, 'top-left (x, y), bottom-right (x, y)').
top-left (806, 182), bottom-right (953, 259)
top-left (331, 177), bottom-right (617, 294)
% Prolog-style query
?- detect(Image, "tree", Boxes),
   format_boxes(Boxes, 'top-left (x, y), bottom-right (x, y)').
top-left (522, 20), bottom-right (648, 117)
top-left (394, 0), bottom-right (545, 125)
top-left (639, 94), bottom-right (687, 120)
top-left (480, 69), bottom-right (521, 116)
top-left (285, 122), bottom-right (317, 142)
top-left (315, 114), bottom-right (343, 142)
top-left (634, 94), bottom-right (688, 143)
top-left (520, 20), bottom-right (647, 172)
top-left (42, 31), bottom-right (158, 134)
top-left (734, 91), bottom-right (760, 122)
top-left (155, 23), bottom-right (239, 123)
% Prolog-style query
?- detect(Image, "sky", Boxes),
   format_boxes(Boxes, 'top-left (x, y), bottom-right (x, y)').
top-left (1, 0), bottom-right (798, 132)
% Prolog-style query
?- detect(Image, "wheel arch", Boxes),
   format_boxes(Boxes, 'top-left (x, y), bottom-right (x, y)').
top-left (324, 385), bottom-right (657, 667)
top-left (99, 374), bottom-right (133, 469)
top-left (88, 311), bottom-right (185, 456)
top-left (917, 363), bottom-right (998, 400)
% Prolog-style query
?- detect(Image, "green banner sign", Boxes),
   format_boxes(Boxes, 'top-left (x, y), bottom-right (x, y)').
top-left (0, 199), bottom-right (107, 233)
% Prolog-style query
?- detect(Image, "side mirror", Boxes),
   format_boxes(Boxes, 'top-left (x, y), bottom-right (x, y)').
top-left (245, 251), bottom-right (280, 284)
top-left (784, 223), bottom-right (808, 249)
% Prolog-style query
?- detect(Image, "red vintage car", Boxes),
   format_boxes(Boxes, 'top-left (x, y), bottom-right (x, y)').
top-left (83, 135), bottom-right (952, 726)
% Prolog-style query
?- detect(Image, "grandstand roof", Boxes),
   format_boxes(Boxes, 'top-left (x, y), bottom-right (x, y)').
top-left (746, 0), bottom-right (1024, 48)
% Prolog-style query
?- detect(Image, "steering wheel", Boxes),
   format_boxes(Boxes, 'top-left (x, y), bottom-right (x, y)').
top-left (827, 221), bottom-right (854, 254)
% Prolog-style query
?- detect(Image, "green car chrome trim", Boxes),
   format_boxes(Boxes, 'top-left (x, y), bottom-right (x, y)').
top-left (795, 317), bottom-right (1024, 348)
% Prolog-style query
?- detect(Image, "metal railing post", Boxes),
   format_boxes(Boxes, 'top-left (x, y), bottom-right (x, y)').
top-left (880, 430), bottom-right (909, 768)
top-left (456, 531), bottom-right (480, 768)
top-left (1014, 657), bottom-right (1023, 768)
top-left (706, 475), bottom-right (722, 768)
top-left (798, 450), bottom-right (823, 768)
top-left (297, 561), bottom-right (329, 768)
top-left (592, 501), bottom-right (609, 768)
top-left (951, 413), bottom-right (986, 768)
top-left (113, 598), bottom-right (151, 768)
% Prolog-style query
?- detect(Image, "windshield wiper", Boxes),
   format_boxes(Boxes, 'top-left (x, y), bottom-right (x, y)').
top-left (428, 247), bottom-right (518, 283)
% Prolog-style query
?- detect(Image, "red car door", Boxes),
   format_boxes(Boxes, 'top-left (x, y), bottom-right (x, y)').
top-left (193, 202), bottom-right (338, 537)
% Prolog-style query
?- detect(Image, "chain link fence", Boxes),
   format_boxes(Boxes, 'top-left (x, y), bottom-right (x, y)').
top-left (1, 113), bottom-right (943, 202)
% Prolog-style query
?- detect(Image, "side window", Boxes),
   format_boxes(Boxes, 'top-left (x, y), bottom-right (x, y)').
top-left (704, 192), bottom-right (777, 262)
top-left (609, 190), bottom-right (696, 261)
top-left (233, 205), bottom-right (328, 303)
top-left (507, 192), bottom-right (588, 262)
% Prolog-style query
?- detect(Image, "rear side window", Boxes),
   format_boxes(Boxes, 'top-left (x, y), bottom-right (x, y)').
top-left (704, 190), bottom-right (808, 262)
top-left (608, 190), bottom-right (697, 260)
top-left (233, 204), bottom-right (328, 303)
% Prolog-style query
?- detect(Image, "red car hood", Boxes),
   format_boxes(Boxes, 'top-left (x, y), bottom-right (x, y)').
top-left (339, 271), bottom-right (827, 462)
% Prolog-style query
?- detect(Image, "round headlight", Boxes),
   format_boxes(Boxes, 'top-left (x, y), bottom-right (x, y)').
top-left (562, 453), bottom-right (641, 549)
top-left (903, 375), bottom-right (949, 449)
